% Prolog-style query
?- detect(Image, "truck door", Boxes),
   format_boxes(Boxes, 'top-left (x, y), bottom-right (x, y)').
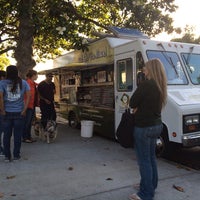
top-left (114, 56), bottom-right (135, 137)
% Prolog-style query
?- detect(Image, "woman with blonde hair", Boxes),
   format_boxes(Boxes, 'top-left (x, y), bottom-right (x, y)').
top-left (129, 59), bottom-right (167, 200)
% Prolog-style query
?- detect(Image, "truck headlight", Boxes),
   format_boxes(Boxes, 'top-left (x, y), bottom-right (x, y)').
top-left (184, 115), bottom-right (199, 125)
top-left (183, 114), bottom-right (200, 133)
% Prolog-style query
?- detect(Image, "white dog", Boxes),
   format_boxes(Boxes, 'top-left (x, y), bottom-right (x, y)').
top-left (34, 120), bottom-right (57, 144)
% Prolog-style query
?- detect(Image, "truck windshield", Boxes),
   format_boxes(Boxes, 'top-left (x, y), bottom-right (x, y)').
top-left (181, 53), bottom-right (200, 84)
top-left (147, 50), bottom-right (188, 85)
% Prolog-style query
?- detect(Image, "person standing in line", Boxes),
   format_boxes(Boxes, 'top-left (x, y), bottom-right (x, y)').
top-left (37, 72), bottom-right (56, 129)
top-left (0, 70), bottom-right (6, 156)
top-left (0, 65), bottom-right (30, 162)
top-left (22, 69), bottom-right (38, 143)
top-left (129, 59), bottom-right (167, 200)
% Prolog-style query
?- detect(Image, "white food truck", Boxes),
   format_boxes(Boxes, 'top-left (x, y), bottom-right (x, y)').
top-left (45, 27), bottom-right (200, 156)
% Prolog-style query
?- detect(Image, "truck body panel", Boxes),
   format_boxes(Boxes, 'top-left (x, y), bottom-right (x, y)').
top-left (42, 29), bottom-right (200, 153)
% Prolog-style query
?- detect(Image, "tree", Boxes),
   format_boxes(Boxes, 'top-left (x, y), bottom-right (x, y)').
top-left (0, 0), bottom-right (178, 77)
top-left (0, 54), bottom-right (10, 70)
top-left (171, 25), bottom-right (200, 44)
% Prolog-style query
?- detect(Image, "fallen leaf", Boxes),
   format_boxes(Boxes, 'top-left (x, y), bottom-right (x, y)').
top-left (11, 194), bottom-right (17, 196)
top-left (106, 178), bottom-right (113, 181)
top-left (176, 165), bottom-right (191, 171)
top-left (173, 184), bottom-right (184, 192)
top-left (0, 193), bottom-right (4, 198)
top-left (6, 175), bottom-right (16, 179)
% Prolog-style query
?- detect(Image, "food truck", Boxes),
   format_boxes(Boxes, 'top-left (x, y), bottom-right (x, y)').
top-left (45, 27), bottom-right (200, 156)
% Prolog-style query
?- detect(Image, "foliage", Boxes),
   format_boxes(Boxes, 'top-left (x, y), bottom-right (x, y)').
top-left (0, 0), bottom-right (178, 75)
top-left (0, 54), bottom-right (10, 70)
top-left (171, 25), bottom-right (200, 44)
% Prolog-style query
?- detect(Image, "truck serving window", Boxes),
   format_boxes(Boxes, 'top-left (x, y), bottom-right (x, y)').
top-left (117, 58), bottom-right (133, 91)
top-left (147, 50), bottom-right (188, 85)
top-left (181, 53), bottom-right (200, 84)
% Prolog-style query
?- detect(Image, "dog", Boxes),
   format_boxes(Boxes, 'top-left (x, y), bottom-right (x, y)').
top-left (34, 120), bottom-right (57, 144)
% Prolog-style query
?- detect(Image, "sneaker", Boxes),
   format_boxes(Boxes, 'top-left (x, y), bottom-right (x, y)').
top-left (4, 157), bottom-right (11, 162)
top-left (13, 156), bottom-right (21, 161)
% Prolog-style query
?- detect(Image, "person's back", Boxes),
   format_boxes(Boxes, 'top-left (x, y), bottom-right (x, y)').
top-left (129, 59), bottom-right (167, 200)
top-left (0, 65), bottom-right (30, 162)
top-left (131, 79), bottom-right (162, 127)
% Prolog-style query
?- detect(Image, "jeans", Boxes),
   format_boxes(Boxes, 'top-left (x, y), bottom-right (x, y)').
top-left (0, 115), bottom-right (4, 153)
top-left (134, 124), bottom-right (163, 200)
top-left (3, 112), bottom-right (25, 158)
top-left (23, 108), bottom-right (35, 140)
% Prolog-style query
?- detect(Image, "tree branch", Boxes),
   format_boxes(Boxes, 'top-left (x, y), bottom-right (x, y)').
top-left (0, 46), bottom-right (16, 55)
top-left (67, 2), bottom-right (109, 31)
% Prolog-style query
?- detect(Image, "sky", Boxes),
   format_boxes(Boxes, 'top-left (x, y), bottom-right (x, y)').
top-left (155, 0), bottom-right (200, 41)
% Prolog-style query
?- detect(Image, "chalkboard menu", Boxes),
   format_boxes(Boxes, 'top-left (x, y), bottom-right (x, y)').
top-left (77, 85), bottom-right (114, 108)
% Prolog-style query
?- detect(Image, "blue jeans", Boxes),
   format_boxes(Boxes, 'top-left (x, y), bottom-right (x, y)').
top-left (23, 108), bottom-right (35, 140)
top-left (134, 124), bottom-right (163, 200)
top-left (3, 112), bottom-right (25, 158)
top-left (0, 115), bottom-right (4, 153)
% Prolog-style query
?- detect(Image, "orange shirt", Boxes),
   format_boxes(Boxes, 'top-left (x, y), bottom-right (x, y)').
top-left (26, 79), bottom-right (37, 109)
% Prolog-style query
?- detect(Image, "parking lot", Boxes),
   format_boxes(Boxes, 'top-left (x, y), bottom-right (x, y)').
top-left (0, 122), bottom-right (200, 200)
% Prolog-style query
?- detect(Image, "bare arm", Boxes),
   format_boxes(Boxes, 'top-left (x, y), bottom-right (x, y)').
top-left (22, 90), bottom-right (31, 116)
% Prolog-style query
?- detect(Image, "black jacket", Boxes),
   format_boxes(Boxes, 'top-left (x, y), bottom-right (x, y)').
top-left (129, 79), bottom-right (162, 127)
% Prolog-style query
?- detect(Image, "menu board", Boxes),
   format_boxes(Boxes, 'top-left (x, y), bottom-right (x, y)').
top-left (91, 87), bottom-right (101, 105)
top-left (99, 86), bottom-right (114, 107)
top-left (78, 85), bottom-right (114, 108)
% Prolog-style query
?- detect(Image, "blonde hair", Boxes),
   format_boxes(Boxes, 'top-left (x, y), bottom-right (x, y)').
top-left (145, 59), bottom-right (167, 109)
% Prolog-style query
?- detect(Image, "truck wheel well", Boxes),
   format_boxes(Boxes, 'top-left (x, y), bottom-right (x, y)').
top-left (68, 111), bottom-right (80, 129)
top-left (157, 123), bottom-right (180, 158)
top-left (156, 123), bottom-right (169, 157)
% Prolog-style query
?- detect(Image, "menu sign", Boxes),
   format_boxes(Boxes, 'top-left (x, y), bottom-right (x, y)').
top-left (78, 85), bottom-right (114, 108)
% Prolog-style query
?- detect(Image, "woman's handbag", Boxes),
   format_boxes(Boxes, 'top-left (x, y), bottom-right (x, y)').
top-left (116, 109), bottom-right (134, 148)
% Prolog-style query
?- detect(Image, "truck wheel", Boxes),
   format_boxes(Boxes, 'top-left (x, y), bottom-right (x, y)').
top-left (156, 126), bottom-right (175, 158)
top-left (68, 112), bottom-right (79, 129)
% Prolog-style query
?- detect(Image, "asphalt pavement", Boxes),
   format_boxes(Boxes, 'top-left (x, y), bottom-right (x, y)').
top-left (0, 119), bottom-right (200, 200)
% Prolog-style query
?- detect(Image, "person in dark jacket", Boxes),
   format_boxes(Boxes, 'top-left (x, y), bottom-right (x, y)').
top-left (38, 72), bottom-right (56, 129)
top-left (129, 59), bottom-right (167, 200)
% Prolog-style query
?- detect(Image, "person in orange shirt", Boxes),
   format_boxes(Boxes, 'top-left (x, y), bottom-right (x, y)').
top-left (22, 70), bottom-right (38, 143)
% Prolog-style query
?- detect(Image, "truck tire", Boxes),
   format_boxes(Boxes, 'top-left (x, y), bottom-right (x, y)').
top-left (68, 112), bottom-right (79, 129)
top-left (156, 125), bottom-right (176, 158)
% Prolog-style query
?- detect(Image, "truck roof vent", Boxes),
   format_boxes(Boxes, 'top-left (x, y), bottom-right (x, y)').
top-left (108, 26), bottom-right (149, 39)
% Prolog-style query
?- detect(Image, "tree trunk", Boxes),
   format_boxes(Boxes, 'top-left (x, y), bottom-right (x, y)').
top-left (14, 0), bottom-right (36, 79)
